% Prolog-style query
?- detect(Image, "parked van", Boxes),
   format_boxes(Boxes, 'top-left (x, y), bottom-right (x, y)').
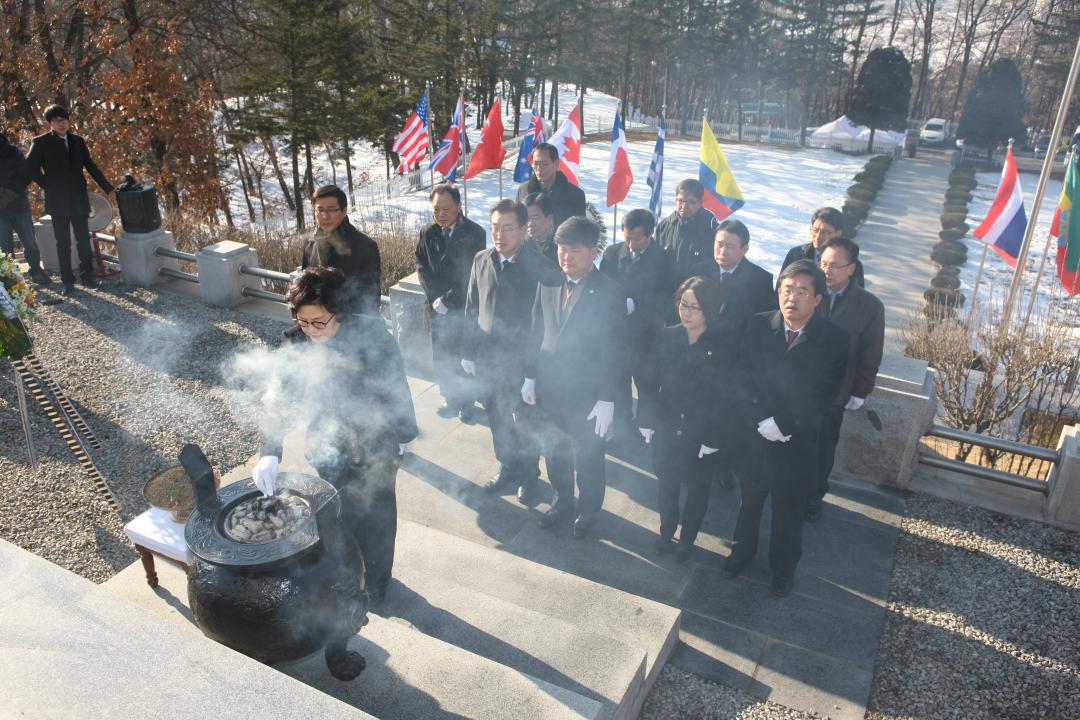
top-left (920, 118), bottom-right (947, 145)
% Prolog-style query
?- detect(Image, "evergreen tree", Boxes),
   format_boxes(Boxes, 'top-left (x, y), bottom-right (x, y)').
top-left (846, 47), bottom-right (912, 152)
top-left (957, 58), bottom-right (1027, 163)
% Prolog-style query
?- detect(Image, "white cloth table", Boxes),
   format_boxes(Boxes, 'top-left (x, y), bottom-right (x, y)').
top-left (123, 507), bottom-right (193, 587)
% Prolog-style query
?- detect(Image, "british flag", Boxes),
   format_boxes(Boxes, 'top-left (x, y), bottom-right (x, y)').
top-left (513, 104), bottom-right (546, 183)
top-left (431, 93), bottom-right (465, 181)
top-left (392, 92), bottom-right (430, 174)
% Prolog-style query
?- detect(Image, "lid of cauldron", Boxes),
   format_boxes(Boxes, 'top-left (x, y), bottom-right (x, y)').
top-left (185, 472), bottom-right (338, 567)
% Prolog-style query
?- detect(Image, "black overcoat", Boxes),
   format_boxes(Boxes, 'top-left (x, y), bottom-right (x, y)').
top-left (302, 218), bottom-right (381, 316)
top-left (515, 170), bottom-right (587, 230)
top-left (656, 208), bottom-right (719, 282)
top-left (598, 240), bottom-right (677, 349)
top-left (780, 242), bottom-right (865, 288)
top-left (414, 215), bottom-right (486, 310)
top-left (26, 131), bottom-right (113, 217)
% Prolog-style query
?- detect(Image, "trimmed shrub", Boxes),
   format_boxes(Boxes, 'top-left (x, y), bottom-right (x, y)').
top-left (941, 213), bottom-right (969, 230)
top-left (934, 239), bottom-right (967, 253)
top-left (848, 184), bottom-right (877, 202)
top-left (946, 191), bottom-right (973, 205)
top-left (932, 245), bottom-right (968, 266)
top-left (924, 287), bottom-right (965, 307)
top-left (936, 264), bottom-right (962, 276)
top-left (931, 272), bottom-right (962, 290)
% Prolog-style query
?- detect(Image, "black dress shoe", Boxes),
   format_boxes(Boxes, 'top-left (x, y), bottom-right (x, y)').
top-left (722, 559), bottom-right (748, 579)
top-left (537, 507), bottom-right (572, 529)
top-left (29, 269), bottom-right (52, 285)
top-left (516, 480), bottom-right (540, 506)
top-left (805, 500), bottom-right (823, 523)
top-left (484, 472), bottom-right (518, 494)
top-left (61, 283), bottom-right (76, 296)
top-left (674, 543), bottom-right (693, 563)
top-left (436, 401), bottom-right (458, 418)
top-left (572, 514), bottom-right (593, 539)
top-left (458, 404), bottom-right (479, 424)
top-left (81, 276), bottom-right (100, 289)
top-left (771, 575), bottom-right (794, 597)
top-left (653, 536), bottom-right (673, 555)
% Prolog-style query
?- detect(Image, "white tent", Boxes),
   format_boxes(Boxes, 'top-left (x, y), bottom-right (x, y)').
top-left (808, 115), bottom-right (907, 153)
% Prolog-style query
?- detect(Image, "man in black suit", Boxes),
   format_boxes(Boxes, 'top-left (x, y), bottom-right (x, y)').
top-left (522, 217), bottom-right (627, 538)
top-left (656, 178), bottom-right (719, 283)
top-left (724, 260), bottom-right (848, 597)
top-left (694, 219), bottom-right (777, 334)
top-left (303, 185), bottom-right (381, 316)
top-left (515, 143), bottom-right (586, 231)
top-left (415, 184), bottom-right (487, 421)
top-left (598, 208), bottom-right (676, 433)
top-left (779, 207), bottom-right (865, 288)
top-left (462, 199), bottom-right (555, 505)
top-left (805, 237), bottom-right (884, 522)
top-left (26, 105), bottom-right (115, 295)
top-left (524, 192), bottom-right (557, 262)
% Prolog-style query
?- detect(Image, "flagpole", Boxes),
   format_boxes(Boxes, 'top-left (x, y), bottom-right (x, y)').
top-left (613, 204), bottom-right (618, 244)
top-left (499, 166), bottom-right (503, 200)
top-left (426, 85), bottom-right (435, 190)
top-left (1021, 147), bottom-right (1077, 336)
top-left (1001, 34), bottom-right (1080, 334)
top-left (967, 243), bottom-right (990, 325)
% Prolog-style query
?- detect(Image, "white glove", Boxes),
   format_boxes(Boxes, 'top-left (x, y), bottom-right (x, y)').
top-left (845, 396), bottom-right (865, 411)
top-left (461, 359), bottom-right (476, 376)
top-left (399, 439), bottom-right (416, 456)
top-left (639, 427), bottom-right (654, 444)
top-left (253, 455), bottom-right (280, 496)
top-left (626, 297), bottom-right (635, 315)
top-left (521, 378), bottom-right (537, 405)
top-left (698, 444), bottom-right (719, 458)
top-left (757, 417), bottom-right (791, 443)
top-left (586, 400), bottom-right (615, 437)
top-left (432, 296), bottom-right (449, 315)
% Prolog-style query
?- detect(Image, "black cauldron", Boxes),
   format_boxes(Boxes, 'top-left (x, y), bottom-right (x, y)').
top-left (179, 445), bottom-right (368, 680)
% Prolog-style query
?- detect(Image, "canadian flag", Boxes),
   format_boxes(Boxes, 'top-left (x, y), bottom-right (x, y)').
top-left (548, 103), bottom-right (582, 185)
top-left (465, 97), bottom-right (506, 180)
top-left (606, 110), bottom-right (633, 206)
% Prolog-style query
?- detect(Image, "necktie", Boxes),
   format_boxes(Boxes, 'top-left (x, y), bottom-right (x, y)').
top-left (719, 271), bottom-right (730, 284)
top-left (828, 293), bottom-right (836, 316)
top-left (786, 329), bottom-right (798, 346)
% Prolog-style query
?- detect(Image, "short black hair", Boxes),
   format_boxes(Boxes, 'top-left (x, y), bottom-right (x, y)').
top-left (621, 208), bottom-right (655, 237)
top-left (675, 178), bottom-right (705, 201)
top-left (555, 216), bottom-right (601, 248)
top-left (676, 276), bottom-right (724, 327)
top-left (716, 219), bottom-right (750, 247)
top-left (285, 266), bottom-right (348, 316)
top-left (311, 184), bottom-right (347, 210)
top-left (489, 198), bottom-right (527, 227)
top-left (43, 105), bottom-right (69, 122)
top-left (534, 142), bottom-right (559, 164)
top-left (429, 183), bottom-right (461, 206)
top-left (777, 259), bottom-right (826, 297)
top-left (822, 237), bottom-right (860, 264)
top-left (524, 192), bottom-right (554, 217)
top-left (811, 207), bottom-right (844, 230)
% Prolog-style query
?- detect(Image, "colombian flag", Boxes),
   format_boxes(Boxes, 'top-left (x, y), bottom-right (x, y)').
top-left (1053, 153), bottom-right (1080, 295)
top-left (699, 120), bottom-right (744, 220)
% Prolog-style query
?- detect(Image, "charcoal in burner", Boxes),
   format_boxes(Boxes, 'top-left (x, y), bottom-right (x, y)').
top-left (223, 494), bottom-right (311, 543)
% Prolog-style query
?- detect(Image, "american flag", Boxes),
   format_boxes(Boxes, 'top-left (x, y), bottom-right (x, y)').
top-left (647, 112), bottom-right (665, 219)
top-left (393, 92), bottom-right (430, 174)
top-left (431, 93), bottom-right (465, 181)
top-left (514, 104), bottom-right (546, 183)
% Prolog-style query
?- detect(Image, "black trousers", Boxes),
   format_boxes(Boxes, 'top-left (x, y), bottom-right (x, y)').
top-left (483, 370), bottom-right (539, 481)
top-left (812, 407), bottom-right (845, 502)
top-left (51, 214), bottom-right (93, 284)
top-left (729, 473), bottom-right (807, 580)
top-left (430, 309), bottom-right (469, 408)
top-left (538, 405), bottom-right (606, 519)
top-left (657, 468), bottom-right (712, 546)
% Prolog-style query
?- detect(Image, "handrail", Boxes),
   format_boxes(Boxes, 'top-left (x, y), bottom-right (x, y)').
top-left (241, 286), bottom-right (285, 302)
top-left (155, 247), bottom-right (197, 262)
top-left (924, 424), bottom-right (1059, 463)
top-left (917, 454), bottom-right (1049, 494)
top-left (93, 233), bottom-right (117, 244)
top-left (158, 267), bottom-right (199, 283)
top-left (238, 265), bottom-right (292, 283)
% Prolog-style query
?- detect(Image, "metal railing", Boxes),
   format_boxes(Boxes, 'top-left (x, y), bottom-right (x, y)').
top-left (154, 247), bottom-right (197, 263)
top-left (239, 265), bottom-right (292, 283)
top-left (918, 424), bottom-right (1057, 494)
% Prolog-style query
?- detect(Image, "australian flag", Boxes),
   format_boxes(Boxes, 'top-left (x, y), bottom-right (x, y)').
top-left (647, 112), bottom-right (666, 219)
top-left (514, 105), bottom-right (546, 183)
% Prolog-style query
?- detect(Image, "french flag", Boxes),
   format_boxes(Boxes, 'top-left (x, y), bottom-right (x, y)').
top-left (606, 110), bottom-right (633, 207)
top-left (973, 146), bottom-right (1027, 267)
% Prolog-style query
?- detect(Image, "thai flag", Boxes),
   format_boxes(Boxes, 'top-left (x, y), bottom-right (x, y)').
top-left (431, 93), bottom-right (465, 181)
top-left (973, 146), bottom-right (1026, 267)
top-left (647, 113), bottom-right (665, 219)
top-left (606, 110), bottom-right (633, 207)
top-left (514, 105), bottom-right (546, 183)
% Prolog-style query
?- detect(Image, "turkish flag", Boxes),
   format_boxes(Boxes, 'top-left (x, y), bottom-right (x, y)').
top-left (465, 97), bottom-right (506, 180)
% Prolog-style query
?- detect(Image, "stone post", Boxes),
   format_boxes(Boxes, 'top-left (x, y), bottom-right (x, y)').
top-left (33, 217), bottom-right (78, 275)
top-left (389, 272), bottom-right (432, 374)
top-left (833, 354), bottom-right (937, 490)
top-left (1046, 425), bottom-right (1080, 531)
top-left (195, 241), bottom-right (260, 308)
top-left (114, 228), bottom-right (179, 287)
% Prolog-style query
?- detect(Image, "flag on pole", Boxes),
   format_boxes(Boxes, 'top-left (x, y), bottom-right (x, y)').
top-left (646, 113), bottom-right (665, 219)
top-left (465, 97), bottom-right (506, 180)
top-left (973, 146), bottom-right (1026, 267)
top-left (392, 92), bottom-right (430, 174)
top-left (699, 120), bottom-right (744, 219)
top-left (606, 110), bottom-right (633, 207)
top-left (431, 93), bottom-right (465, 181)
top-left (1052, 153), bottom-right (1080, 294)
top-left (548, 103), bottom-right (582, 185)
top-left (514, 105), bottom-right (546, 183)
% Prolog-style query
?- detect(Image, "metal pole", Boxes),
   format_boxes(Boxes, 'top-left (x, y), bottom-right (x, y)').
top-left (13, 361), bottom-right (37, 468)
top-left (1020, 228), bottom-right (1057, 335)
top-left (967, 242), bottom-right (990, 326)
top-left (498, 166), bottom-right (503, 200)
top-left (1001, 34), bottom-right (1080, 334)
top-left (613, 204), bottom-right (618, 244)
top-left (426, 85), bottom-right (435, 191)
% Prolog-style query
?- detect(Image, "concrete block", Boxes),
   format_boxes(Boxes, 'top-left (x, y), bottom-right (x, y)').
top-left (0, 539), bottom-right (373, 720)
top-left (196, 240), bottom-right (260, 308)
top-left (389, 272), bottom-right (431, 373)
top-left (114, 227), bottom-right (178, 287)
top-left (834, 358), bottom-right (936, 490)
top-left (1046, 424), bottom-right (1080, 531)
top-left (748, 641), bottom-right (872, 720)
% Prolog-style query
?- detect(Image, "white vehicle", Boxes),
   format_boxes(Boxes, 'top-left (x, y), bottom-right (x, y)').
top-left (920, 118), bottom-right (947, 145)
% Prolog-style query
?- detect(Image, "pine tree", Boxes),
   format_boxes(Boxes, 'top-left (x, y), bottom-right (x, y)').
top-left (846, 47), bottom-right (912, 152)
top-left (957, 58), bottom-right (1027, 164)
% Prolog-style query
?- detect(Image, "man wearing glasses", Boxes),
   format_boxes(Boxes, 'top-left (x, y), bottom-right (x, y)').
top-left (779, 207), bottom-right (864, 288)
top-left (805, 237), bottom-right (884, 522)
top-left (724, 260), bottom-right (848, 597)
top-left (303, 185), bottom-right (381, 317)
top-left (515, 143), bottom-right (586, 231)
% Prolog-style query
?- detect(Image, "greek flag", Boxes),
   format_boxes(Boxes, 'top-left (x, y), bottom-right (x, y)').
top-left (647, 113), bottom-right (665, 219)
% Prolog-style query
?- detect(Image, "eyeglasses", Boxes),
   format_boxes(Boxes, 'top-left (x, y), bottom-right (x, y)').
top-left (779, 286), bottom-right (814, 299)
top-left (819, 261), bottom-right (852, 271)
top-left (678, 300), bottom-right (703, 314)
top-left (810, 224), bottom-right (837, 236)
top-left (296, 315), bottom-right (336, 329)
top-left (314, 207), bottom-right (342, 215)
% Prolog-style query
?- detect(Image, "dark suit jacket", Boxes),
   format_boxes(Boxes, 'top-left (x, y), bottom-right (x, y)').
top-left (415, 214), bottom-right (486, 310)
top-left (818, 283), bottom-right (885, 404)
top-left (302, 217), bottom-right (381, 316)
top-left (526, 269), bottom-right (627, 420)
top-left (515, 170), bottom-right (586, 230)
top-left (598, 240), bottom-right (677, 350)
top-left (734, 311), bottom-right (848, 490)
top-left (780, 242), bottom-right (865, 288)
top-left (463, 243), bottom-right (555, 373)
top-left (693, 257), bottom-right (778, 334)
top-left (26, 131), bottom-right (113, 217)
top-left (655, 208), bottom-right (718, 282)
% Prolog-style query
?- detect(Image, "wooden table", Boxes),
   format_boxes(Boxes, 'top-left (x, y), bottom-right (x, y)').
top-left (123, 507), bottom-right (193, 588)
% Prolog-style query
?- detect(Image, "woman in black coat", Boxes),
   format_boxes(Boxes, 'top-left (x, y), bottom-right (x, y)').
top-left (252, 267), bottom-right (418, 606)
top-left (637, 276), bottom-right (734, 562)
